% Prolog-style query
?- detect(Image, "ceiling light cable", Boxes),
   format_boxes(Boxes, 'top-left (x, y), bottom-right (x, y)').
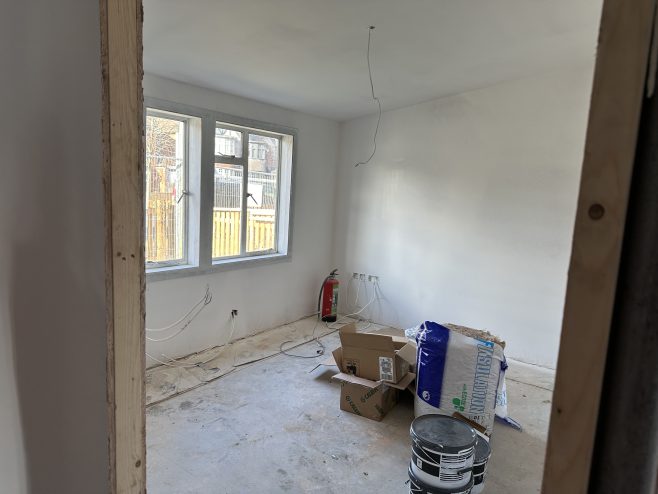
top-left (355, 26), bottom-right (381, 167)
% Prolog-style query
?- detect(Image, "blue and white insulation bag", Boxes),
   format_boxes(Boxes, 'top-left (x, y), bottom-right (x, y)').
top-left (415, 321), bottom-right (506, 436)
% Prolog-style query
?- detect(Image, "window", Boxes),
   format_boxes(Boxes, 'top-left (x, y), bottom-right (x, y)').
top-left (215, 127), bottom-right (242, 158)
top-left (145, 110), bottom-right (188, 266)
top-left (213, 125), bottom-right (281, 258)
top-left (145, 99), bottom-right (295, 279)
top-left (248, 141), bottom-right (267, 160)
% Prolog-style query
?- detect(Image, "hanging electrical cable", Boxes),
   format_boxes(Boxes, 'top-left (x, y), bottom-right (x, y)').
top-left (146, 311), bottom-right (239, 369)
top-left (146, 286), bottom-right (212, 332)
top-left (325, 278), bottom-right (379, 330)
top-left (355, 26), bottom-right (382, 167)
top-left (146, 304), bottom-right (207, 342)
top-left (146, 287), bottom-right (213, 343)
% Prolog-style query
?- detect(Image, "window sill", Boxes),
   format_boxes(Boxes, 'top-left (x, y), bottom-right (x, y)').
top-left (146, 252), bottom-right (290, 282)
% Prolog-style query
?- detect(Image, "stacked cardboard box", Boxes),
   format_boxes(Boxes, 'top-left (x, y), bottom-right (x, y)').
top-left (324, 323), bottom-right (416, 421)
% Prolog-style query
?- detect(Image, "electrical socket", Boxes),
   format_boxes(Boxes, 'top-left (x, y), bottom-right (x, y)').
top-left (231, 309), bottom-right (238, 318)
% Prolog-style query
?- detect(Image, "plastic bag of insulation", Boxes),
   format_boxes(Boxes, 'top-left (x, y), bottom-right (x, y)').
top-left (405, 325), bottom-right (421, 341)
top-left (415, 321), bottom-right (507, 437)
top-left (494, 364), bottom-right (522, 430)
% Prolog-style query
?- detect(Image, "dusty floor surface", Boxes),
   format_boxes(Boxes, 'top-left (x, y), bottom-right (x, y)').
top-left (147, 327), bottom-right (554, 493)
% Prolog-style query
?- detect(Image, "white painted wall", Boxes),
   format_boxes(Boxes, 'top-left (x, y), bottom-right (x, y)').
top-left (333, 64), bottom-right (595, 368)
top-left (144, 75), bottom-right (339, 364)
top-left (0, 1), bottom-right (108, 492)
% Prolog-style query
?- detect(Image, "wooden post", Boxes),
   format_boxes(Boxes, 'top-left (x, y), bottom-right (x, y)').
top-left (588, 43), bottom-right (658, 492)
top-left (100, 0), bottom-right (146, 492)
top-left (542, 0), bottom-right (656, 492)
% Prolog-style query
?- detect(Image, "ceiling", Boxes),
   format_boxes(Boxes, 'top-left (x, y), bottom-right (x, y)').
top-left (143, 0), bottom-right (602, 121)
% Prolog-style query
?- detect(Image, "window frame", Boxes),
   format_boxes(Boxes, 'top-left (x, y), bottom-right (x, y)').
top-left (212, 122), bottom-right (284, 261)
top-left (144, 97), bottom-right (296, 282)
top-left (144, 108), bottom-right (191, 269)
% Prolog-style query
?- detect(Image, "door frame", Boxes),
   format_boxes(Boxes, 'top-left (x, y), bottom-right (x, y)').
top-left (101, 0), bottom-right (146, 492)
top-left (541, 0), bottom-right (656, 492)
top-left (100, 0), bottom-right (656, 492)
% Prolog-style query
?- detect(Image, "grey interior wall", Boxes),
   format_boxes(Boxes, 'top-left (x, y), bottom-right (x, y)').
top-left (0, 1), bottom-right (108, 492)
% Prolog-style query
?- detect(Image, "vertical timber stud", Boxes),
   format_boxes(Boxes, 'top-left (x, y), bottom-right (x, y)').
top-left (590, 45), bottom-right (658, 493)
top-left (542, 0), bottom-right (656, 493)
top-left (100, 0), bottom-right (146, 493)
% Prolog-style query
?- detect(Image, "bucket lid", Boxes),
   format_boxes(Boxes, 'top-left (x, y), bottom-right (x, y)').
top-left (474, 435), bottom-right (491, 463)
top-left (411, 415), bottom-right (476, 454)
top-left (408, 463), bottom-right (475, 494)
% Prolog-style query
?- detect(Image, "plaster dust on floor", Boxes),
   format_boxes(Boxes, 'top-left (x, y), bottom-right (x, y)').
top-left (145, 316), bottom-right (387, 405)
top-left (147, 316), bottom-right (554, 493)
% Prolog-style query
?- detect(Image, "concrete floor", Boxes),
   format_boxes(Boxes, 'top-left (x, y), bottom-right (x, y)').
top-left (147, 330), bottom-right (554, 493)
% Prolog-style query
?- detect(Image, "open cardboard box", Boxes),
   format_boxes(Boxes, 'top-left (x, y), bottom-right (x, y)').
top-left (320, 324), bottom-right (416, 421)
top-left (337, 323), bottom-right (413, 383)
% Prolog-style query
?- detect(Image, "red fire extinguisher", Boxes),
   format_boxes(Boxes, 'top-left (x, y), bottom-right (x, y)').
top-left (318, 269), bottom-right (339, 322)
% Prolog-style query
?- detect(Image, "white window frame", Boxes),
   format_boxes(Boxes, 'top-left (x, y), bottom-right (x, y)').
top-left (212, 122), bottom-right (283, 260)
top-left (144, 109), bottom-right (190, 269)
top-left (144, 97), bottom-right (296, 282)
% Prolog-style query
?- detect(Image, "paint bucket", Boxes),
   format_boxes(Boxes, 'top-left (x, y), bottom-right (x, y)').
top-left (471, 435), bottom-right (491, 494)
top-left (410, 414), bottom-right (476, 489)
top-left (408, 463), bottom-right (474, 494)
top-left (411, 443), bottom-right (473, 489)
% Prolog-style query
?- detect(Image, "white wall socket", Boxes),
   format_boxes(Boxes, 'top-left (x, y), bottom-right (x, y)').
top-left (352, 272), bottom-right (379, 282)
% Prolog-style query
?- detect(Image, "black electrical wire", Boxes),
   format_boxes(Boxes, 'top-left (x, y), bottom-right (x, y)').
top-left (355, 26), bottom-right (382, 167)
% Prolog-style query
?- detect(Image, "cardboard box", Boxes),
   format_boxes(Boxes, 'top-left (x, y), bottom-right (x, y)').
top-left (331, 372), bottom-right (398, 421)
top-left (396, 340), bottom-right (417, 374)
top-left (338, 323), bottom-right (413, 383)
top-left (323, 344), bottom-right (416, 421)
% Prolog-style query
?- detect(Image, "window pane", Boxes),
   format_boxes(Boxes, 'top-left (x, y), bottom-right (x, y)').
top-left (145, 114), bottom-right (186, 264)
top-left (213, 163), bottom-right (243, 258)
top-left (215, 126), bottom-right (242, 159)
top-left (247, 134), bottom-right (279, 253)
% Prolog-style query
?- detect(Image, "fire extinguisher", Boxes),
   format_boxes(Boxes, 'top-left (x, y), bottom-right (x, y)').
top-left (318, 269), bottom-right (339, 322)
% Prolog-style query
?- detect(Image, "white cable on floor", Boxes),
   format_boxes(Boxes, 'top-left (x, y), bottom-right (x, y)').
top-left (146, 286), bottom-right (212, 332)
top-left (279, 318), bottom-right (327, 358)
top-left (146, 351), bottom-right (205, 369)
